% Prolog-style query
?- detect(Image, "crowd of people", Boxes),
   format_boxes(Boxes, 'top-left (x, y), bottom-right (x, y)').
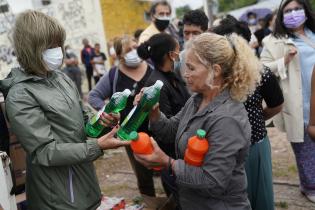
top-left (0, 0), bottom-right (315, 210)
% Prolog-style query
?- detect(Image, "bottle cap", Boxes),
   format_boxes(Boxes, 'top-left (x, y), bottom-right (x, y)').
top-left (196, 129), bottom-right (206, 138)
top-left (123, 89), bottom-right (131, 96)
top-left (129, 131), bottom-right (139, 141)
top-left (155, 80), bottom-right (164, 89)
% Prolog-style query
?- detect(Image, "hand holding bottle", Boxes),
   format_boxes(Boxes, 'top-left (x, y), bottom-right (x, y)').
top-left (99, 112), bottom-right (120, 127)
top-left (97, 125), bottom-right (130, 150)
top-left (133, 89), bottom-right (161, 123)
top-left (134, 137), bottom-right (169, 169)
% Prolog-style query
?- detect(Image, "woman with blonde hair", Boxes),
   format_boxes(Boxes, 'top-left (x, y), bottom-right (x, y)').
top-left (133, 32), bottom-right (261, 209)
top-left (0, 10), bottom-right (128, 209)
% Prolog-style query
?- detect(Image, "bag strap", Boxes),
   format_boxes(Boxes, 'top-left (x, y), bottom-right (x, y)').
top-left (108, 66), bottom-right (119, 96)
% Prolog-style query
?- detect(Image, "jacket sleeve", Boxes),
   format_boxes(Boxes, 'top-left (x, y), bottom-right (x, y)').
top-left (88, 71), bottom-right (112, 111)
top-left (149, 109), bottom-right (183, 144)
top-left (261, 39), bottom-right (288, 80)
top-left (173, 117), bottom-right (249, 197)
top-left (6, 88), bottom-right (103, 167)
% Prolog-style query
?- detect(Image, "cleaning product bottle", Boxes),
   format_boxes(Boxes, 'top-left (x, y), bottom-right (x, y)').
top-left (184, 129), bottom-right (209, 166)
top-left (117, 80), bottom-right (164, 141)
top-left (129, 131), bottom-right (162, 170)
top-left (85, 89), bottom-right (131, 138)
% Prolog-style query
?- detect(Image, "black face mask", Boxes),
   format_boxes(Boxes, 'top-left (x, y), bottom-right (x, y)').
top-left (154, 18), bottom-right (170, 31)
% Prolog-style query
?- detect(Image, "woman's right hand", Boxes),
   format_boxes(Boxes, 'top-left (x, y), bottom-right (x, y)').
top-left (149, 103), bottom-right (161, 123)
top-left (133, 89), bottom-right (161, 123)
top-left (99, 112), bottom-right (120, 127)
top-left (284, 47), bottom-right (297, 66)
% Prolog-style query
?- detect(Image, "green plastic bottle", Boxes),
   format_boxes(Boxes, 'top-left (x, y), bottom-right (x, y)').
top-left (117, 80), bottom-right (164, 141)
top-left (85, 89), bottom-right (131, 138)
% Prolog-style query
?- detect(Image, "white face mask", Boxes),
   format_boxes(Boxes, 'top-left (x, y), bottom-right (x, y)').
top-left (42, 47), bottom-right (63, 71)
top-left (124, 49), bottom-right (142, 68)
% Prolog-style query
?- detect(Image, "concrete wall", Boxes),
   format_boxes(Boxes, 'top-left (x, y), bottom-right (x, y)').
top-left (0, 0), bottom-right (108, 79)
top-left (100, 0), bottom-right (150, 41)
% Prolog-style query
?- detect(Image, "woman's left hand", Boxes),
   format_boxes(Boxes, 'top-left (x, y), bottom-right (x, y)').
top-left (134, 137), bottom-right (169, 169)
top-left (97, 125), bottom-right (130, 150)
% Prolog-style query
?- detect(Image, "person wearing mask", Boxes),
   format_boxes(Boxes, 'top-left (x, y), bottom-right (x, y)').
top-left (64, 45), bottom-right (82, 97)
top-left (91, 43), bottom-right (107, 84)
top-left (134, 33), bottom-right (261, 210)
top-left (212, 15), bottom-right (284, 210)
top-left (260, 0), bottom-right (315, 203)
top-left (88, 36), bottom-right (157, 207)
top-left (247, 12), bottom-right (259, 33)
top-left (246, 12), bottom-right (260, 53)
top-left (0, 10), bottom-right (128, 210)
top-left (254, 11), bottom-right (278, 56)
top-left (176, 10), bottom-right (209, 79)
top-left (254, 12), bottom-right (277, 45)
top-left (137, 33), bottom-right (190, 209)
top-left (81, 38), bottom-right (94, 91)
top-left (138, 1), bottom-right (172, 44)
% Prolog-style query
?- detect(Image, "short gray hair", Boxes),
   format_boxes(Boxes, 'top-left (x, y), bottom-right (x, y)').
top-left (13, 10), bottom-right (66, 75)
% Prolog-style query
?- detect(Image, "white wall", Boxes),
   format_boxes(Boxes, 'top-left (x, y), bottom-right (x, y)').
top-left (0, 0), bottom-right (108, 80)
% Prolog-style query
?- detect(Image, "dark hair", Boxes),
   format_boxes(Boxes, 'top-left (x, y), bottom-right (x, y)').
top-left (263, 13), bottom-right (274, 28)
top-left (273, 0), bottom-right (315, 38)
top-left (134, 29), bottom-right (144, 40)
top-left (137, 33), bottom-right (177, 68)
top-left (183, 9), bottom-right (209, 31)
top-left (247, 12), bottom-right (257, 19)
top-left (150, 1), bottom-right (171, 16)
top-left (211, 15), bottom-right (252, 42)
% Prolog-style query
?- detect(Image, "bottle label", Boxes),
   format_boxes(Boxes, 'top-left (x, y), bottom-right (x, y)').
top-left (121, 105), bottom-right (136, 127)
top-left (90, 105), bottom-right (105, 125)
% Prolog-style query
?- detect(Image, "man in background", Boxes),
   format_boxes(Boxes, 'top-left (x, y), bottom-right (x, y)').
top-left (81, 38), bottom-right (94, 91)
top-left (139, 1), bottom-right (172, 44)
top-left (64, 45), bottom-right (82, 97)
top-left (91, 43), bottom-right (107, 84)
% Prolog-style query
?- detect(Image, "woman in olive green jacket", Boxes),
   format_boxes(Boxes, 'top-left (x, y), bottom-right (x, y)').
top-left (0, 10), bottom-right (128, 210)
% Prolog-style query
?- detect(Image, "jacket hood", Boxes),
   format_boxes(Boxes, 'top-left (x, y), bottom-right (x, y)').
top-left (0, 68), bottom-right (43, 97)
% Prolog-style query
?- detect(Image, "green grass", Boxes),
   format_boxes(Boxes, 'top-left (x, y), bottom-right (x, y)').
top-left (275, 201), bottom-right (289, 209)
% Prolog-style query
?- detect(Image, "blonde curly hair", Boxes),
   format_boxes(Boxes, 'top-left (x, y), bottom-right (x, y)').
top-left (185, 32), bottom-right (261, 102)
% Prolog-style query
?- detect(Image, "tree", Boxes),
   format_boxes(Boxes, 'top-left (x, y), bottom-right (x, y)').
top-left (218, 0), bottom-right (257, 12)
top-left (176, 5), bottom-right (191, 19)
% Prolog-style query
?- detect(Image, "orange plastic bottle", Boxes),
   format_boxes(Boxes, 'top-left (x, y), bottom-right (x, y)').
top-left (184, 129), bottom-right (209, 167)
top-left (129, 131), bottom-right (162, 170)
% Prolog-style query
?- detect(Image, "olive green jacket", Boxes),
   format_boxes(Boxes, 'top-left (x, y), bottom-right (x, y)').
top-left (0, 68), bottom-right (103, 210)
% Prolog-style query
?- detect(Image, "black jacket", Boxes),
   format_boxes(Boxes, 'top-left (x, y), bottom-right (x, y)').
top-left (146, 69), bottom-right (190, 157)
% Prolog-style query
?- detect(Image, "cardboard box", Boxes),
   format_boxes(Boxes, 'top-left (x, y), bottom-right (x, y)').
top-left (9, 143), bottom-right (26, 187)
top-left (1, 99), bottom-right (26, 188)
